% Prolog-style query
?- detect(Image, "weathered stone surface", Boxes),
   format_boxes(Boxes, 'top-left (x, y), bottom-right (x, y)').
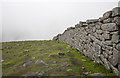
top-left (116, 43), bottom-right (120, 51)
top-left (118, 64), bottom-right (120, 71)
top-left (113, 17), bottom-right (120, 25)
top-left (90, 73), bottom-right (105, 77)
top-left (103, 18), bottom-right (112, 23)
top-left (100, 55), bottom-right (111, 71)
top-left (23, 61), bottom-right (32, 67)
top-left (103, 11), bottom-right (112, 19)
top-left (86, 19), bottom-right (99, 24)
top-left (112, 7), bottom-right (120, 17)
top-left (53, 7), bottom-right (120, 76)
top-left (96, 30), bottom-right (103, 34)
top-left (102, 33), bottom-right (110, 40)
top-left (112, 49), bottom-right (119, 66)
top-left (101, 23), bottom-right (117, 31)
top-left (112, 34), bottom-right (119, 43)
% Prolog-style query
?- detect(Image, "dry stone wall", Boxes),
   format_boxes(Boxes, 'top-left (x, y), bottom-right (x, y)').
top-left (53, 7), bottom-right (120, 76)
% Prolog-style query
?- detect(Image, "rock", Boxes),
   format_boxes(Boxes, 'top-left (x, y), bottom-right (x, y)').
top-left (53, 61), bottom-right (57, 63)
top-left (67, 50), bottom-right (70, 52)
top-left (0, 60), bottom-right (4, 63)
top-left (100, 55), bottom-right (111, 71)
top-left (23, 61), bottom-right (32, 67)
top-left (96, 30), bottom-right (103, 34)
top-left (101, 23), bottom-right (118, 31)
top-left (86, 19), bottom-right (99, 24)
top-left (49, 54), bottom-right (57, 57)
top-left (103, 18), bottom-right (112, 23)
top-left (79, 21), bottom-right (88, 26)
top-left (103, 11), bottom-right (112, 19)
top-left (83, 72), bottom-right (89, 75)
top-left (66, 64), bottom-right (71, 67)
top-left (118, 64), bottom-right (120, 71)
top-left (112, 49), bottom-right (119, 66)
top-left (58, 52), bottom-right (65, 55)
top-left (82, 67), bottom-right (85, 70)
top-left (38, 71), bottom-right (45, 76)
top-left (112, 7), bottom-right (120, 17)
top-left (35, 59), bottom-right (48, 65)
top-left (108, 61), bottom-right (120, 77)
top-left (112, 34), bottom-right (119, 43)
top-left (24, 50), bottom-right (29, 52)
top-left (116, 43), bottom-right (120, 51)
top-left (23, 54), bottom-right (29, 57)
top-left (113, 17), bottom-right (120, 25)
top-left (32, 57), bottom-right (36, 59)
top-left (90, 73), bottom-right (105, 77)
top-left (66, 69), bottom-right (72, 71)
top-left (82, 59), bottom-right (86, 62)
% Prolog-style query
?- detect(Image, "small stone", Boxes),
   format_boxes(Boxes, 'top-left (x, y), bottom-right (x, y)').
top-left (90, 73), bottom-right (105, 76)
top-left (66, 64), bottom-right (71, 67)
top-left (38, 71), bottom-right (45, 76)
top-left (82, 59), bottom-right (86, 62)
top-left (112, 7), bottom-right (120, 17)
top-left (0, 60), bottom-right (4, 63)
top-left (35, 59), bottom-right (48, 65)
top-left (83, 72), bottom-right (89, 75)
top-left (53, 61), bottom-right (57, 63)
top-left (49, 54), bottom-right (57, 57)
top-left (66, 69), bottom-right (72, 71)
top-left (23, 54), bottom-right (29, 56)
top-left (82, 67), bottom-right (85, 70)
top-left (23, 61), bottom-right (32, 67)
top-left (58, 52), bottom-right (65, 55)
top-left (24, 50), bottom-right (29, 52)
top-left (67, 50), bottom-right (70, 52)
top-left (32, 57), bottom-right (36, 59)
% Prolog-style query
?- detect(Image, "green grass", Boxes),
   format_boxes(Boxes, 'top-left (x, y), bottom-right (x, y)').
top-left (2, 40), bottom-right (118, 77)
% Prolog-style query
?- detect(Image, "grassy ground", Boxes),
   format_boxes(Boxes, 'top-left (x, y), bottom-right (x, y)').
top-left (1, 40), bottom-right (118, 77)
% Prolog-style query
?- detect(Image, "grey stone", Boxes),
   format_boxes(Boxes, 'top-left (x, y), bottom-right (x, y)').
top-left (118, 64), bottom-right (120, 71)
top-left (103, 18), bottom-right (112, 23)
top-left (102, 33), bottom-right (110, 40)
top-left (116, 43), bottom-right (120, 51)
top-left (112, 34), bottom-right (119, 43)
top-left (113, 17), bottom-right (120, 25)
top-left (103, 11), bottom-right (112, 19)
top-left (105, 40), bottom-right (113, 46)
top-left (90, 73), bottom-right (105, 76)
top-left (96, 30), bottom-right (103, 34)
top-left (35, 59), bottom-right (48, 65)
top-left (23, 61), bottom-right (32, 67)
top-left (112, 7), bottom-right (120, 17)
top-left (86, 19), bottom-right (99, 24)
top-left (100, 55), bottom-right (111, 71)
top-left (101, 23), bottom-right (117, 31)
top-left (108, 61), bottom-right (120, 77)
top-left (112, 49), bottom-right (119, 66)
top-left (66, 69), bottom-right (72, 71)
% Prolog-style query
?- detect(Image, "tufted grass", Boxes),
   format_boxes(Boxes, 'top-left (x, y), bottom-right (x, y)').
top-left (2, 40), bottom-right (118, 77)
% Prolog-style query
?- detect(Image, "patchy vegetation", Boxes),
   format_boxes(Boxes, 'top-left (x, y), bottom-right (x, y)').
top-left (2, 40), bottom-right (118, 77)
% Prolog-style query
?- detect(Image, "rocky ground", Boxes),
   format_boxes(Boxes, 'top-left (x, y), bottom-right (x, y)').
top-left (1, 40), bottom-right (118, 77)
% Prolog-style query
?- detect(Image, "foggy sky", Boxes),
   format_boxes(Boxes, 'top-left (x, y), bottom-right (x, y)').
top-left (1, 0), bottom-right (118, 42)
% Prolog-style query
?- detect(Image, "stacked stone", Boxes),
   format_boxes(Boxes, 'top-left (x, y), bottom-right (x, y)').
top-left (53, 7), bottom-right (120, 76)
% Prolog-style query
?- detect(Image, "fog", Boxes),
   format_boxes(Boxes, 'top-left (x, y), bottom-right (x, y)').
top-left (1, 0), bottom-right (119, 42)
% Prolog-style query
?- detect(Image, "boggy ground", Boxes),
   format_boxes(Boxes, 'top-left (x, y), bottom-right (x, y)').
top-left (1, 40), bottom-right (118, 77)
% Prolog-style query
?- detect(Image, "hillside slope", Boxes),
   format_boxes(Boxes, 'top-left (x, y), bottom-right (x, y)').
top-left (1, 40), bottom-right (118, 77)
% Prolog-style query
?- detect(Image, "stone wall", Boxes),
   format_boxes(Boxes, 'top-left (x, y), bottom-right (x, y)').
top-left (53, 7), bottom-right (120, 76)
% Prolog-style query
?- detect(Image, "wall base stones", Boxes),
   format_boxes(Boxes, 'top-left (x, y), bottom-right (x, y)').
top-left (53, 7), bottom-right (120, 76)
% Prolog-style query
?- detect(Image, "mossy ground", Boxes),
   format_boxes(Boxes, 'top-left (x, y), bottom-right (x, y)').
top-left (1, 40), bottom-right (118, 77)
